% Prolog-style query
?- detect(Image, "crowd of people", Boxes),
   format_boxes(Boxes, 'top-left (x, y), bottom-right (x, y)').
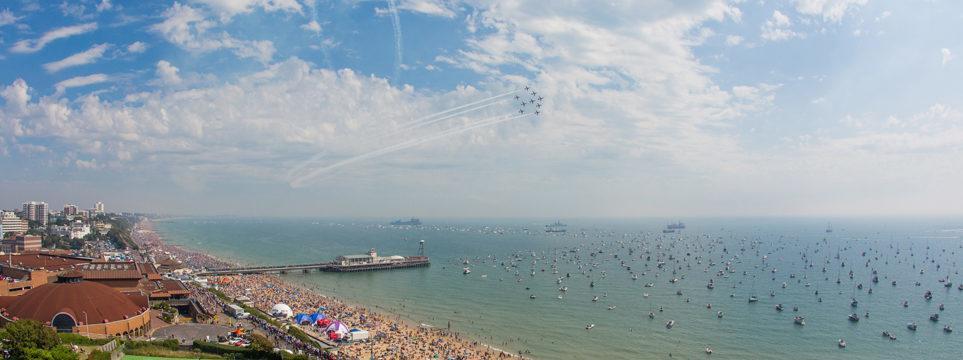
top-left (134, 219), bottom-right (519, 359)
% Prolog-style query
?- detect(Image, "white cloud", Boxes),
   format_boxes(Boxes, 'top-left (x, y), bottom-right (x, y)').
top-left (127, 41), bottom-right (148, 53)
top-left (301, 20), bottom-right (321, 34)
top-left (151, 3), bottom-right (276, 63)
top-left (43, 43), bottom-right (111, 73)
top-left (761, 10), bottom-right (802, 42)
top-left (155, 60), bottom-right (182, 85)
top-left (397, 0), bottom-right (456, 18)
top-left (96, 0), bottom-right (113, 12)
top-left (10, 22), bottom-right (98, 53)
top-left (0, 9), bottom-right (22, 27)
top-left (725, 35), bottom-right (743, 46)
top-left (193, 0), bottom-right (303, 20)
top-left (794, 0), bottom-right (868, 23)
top-left (941, 48), bottom-right (954, 66)
top-left (54, 74), bottom-right (110, 95)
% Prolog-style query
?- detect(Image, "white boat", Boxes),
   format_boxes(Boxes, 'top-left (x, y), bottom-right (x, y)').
top-left (665, 320), bottom-right (675, 329)
top-left (463, 267), bottom-right (471, 274)
top-left (585, 324), bottom-right (595, 330)
top-left (838, 339), bottom-right (846, 348)
top-left (794, 316), bottom-right (805, 326)
top-left (607, 305), bottom-right (616, 310)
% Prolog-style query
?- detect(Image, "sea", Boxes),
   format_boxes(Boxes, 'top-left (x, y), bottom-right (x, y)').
top-left (154, 217), bottom-right (963, 359)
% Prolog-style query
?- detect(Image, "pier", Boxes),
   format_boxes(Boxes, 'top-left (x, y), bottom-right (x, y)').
top-left (194, 256), bottom-right (430, 276)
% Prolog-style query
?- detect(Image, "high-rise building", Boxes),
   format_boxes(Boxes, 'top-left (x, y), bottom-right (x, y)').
top-left (1, 211), bottom-right (29, 236)
top-left (63, 204), bottom-right (79, 216)
top-left (95, 201), bottom-right (105, 214)
top-left (2, 234), bottom-right (42, 252)
top-left (21, 201), bottom-right (48, 226)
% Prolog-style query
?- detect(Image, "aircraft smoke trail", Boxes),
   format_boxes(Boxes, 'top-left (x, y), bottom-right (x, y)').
top-left (287, 88), bottom-right (522, 180)
top-left (386, 0), bottom-right (403, 83)
top-left (289, 112), bottom-right (532, 187)
top-left (390, 88), bottom-right (521, 131)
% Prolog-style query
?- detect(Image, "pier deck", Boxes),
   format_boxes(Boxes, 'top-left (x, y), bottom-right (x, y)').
top-left (195, 256), bottom-right (429, 276)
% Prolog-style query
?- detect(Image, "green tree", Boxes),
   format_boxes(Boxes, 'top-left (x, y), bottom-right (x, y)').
top-left (247, 333), bottom-right (275, 353)
top-left (0, 320), bottom-right (62, 359)
top-left (22, 345), bottom-right (78, 360)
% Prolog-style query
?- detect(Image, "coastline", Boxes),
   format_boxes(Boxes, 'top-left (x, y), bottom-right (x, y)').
top-left (139, 218), bottom-right (523, 359)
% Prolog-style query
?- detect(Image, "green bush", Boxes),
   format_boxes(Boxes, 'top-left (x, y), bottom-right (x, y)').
top-left (58, 333), bottom-right (111, 346)
top-left (191, 341), bottom-right (279, 360)
top-left (0, 319), bottom-right (62, 359)
top-left (87, 350), bottom-right (112, 360)
top-left (22, 345), bottom-right (78, 360)
top-left (125, 339), bottom-right (180, 351)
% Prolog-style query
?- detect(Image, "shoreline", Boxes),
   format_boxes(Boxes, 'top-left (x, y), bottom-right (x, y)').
top-left (138, 218), bottom-right (525, 359)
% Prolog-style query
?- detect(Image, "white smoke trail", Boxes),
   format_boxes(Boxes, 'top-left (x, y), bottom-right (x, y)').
top-left (287, 89), bottom-right (522, 181)
top-left (289, 113), bottom-right (532, 187)
top-left (386, 0), bottom-right (403, 83)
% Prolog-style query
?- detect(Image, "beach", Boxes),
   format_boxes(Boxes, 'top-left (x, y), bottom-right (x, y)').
top-left (136, 218), bottom-right (518, 359)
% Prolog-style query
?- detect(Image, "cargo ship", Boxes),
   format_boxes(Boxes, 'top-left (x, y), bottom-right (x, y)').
top-left (390, 218), bottom-right (422, 226)
top-left (545, 221), bottom-right (567, 233)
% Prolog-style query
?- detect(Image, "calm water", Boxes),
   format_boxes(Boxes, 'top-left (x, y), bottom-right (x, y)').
top-left (155, 217), bottom-right (963, 359)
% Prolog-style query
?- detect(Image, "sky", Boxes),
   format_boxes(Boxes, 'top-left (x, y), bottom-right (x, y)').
top-left (0, 0), bottom-right (961, 218)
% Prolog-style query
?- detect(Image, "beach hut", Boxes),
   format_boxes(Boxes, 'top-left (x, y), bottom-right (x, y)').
top-left (271, 303), bottom-right (294, 319)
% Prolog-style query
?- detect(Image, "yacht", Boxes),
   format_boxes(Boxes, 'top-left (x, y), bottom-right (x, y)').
top-left (607, 305), bottom-right (616, 310)
top-left (529, 294), bottom-right (536, 299)
top-left (775, 304), bottom-right (784, 312)
top-left (748, 296), bottom-right (759, 303)
top-left (794, 316), bottom-right (805, 326)
top-left (463, 267), bottom-right (471, 274)
top-left (907, 322), bottom-right (917, 331)
top-left (944, 325), bottom-right (953, 333)
top-left (585, 324), bottom-right (595, 330)
top-left (665, 320), bottom-right (675, 329)
top-left (717, 311), bottom-right (724, 318)
top-left (705, 347), bottom-right (713, 355)
top-left (848, 313), bottom-right (860, 322)
top-left (592, 296), bottom-right (599, 302)
top-left (838, 339), bottom-right (847, 348)
top-left (648, 312), bottom-right (655, 319)
top-left (882, 331), bottom-right (896, 340)
top-left (930, 313), bottom-right (940, 322)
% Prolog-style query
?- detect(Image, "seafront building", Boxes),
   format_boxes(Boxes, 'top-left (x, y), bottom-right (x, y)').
top-left (0, 211), bottom-right (28, 235)
top-left (1, 235), bottom-right (42, 253)
top-left (50, 220), bottom-right (92, 239)
top-left (21, 201), bottom-right (48, 226)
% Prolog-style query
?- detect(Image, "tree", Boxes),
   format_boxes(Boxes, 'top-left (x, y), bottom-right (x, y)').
top-left (22, 345), bottom-right (78, 360)
top-left (248, 333), bottom-right (275, 353)
top-left (0, 320), bottom-right (62, 359)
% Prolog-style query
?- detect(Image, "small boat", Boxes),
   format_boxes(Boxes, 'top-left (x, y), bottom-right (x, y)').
top-left (848, 314), bottom-right (860, 322)
top-left (794, 316), bottom-right (805, 326)
top-left (645, 283), bottom-right (654, 287)
top-left (676, 290), bottom-right (683, 296)
top-left (945, 325), bottom-right (953, 333)
top-left (930, 313), bottom-right (940, 322)
top-left (529, 294), bottom-right (536, 299)
top-left (557, 295), bottom-right (563, 299)
top-left (939, 303), bottom-right (945, 311)
top-left (592, 296), bottom-right (599, 302)
top-left (775, 304), bottom-right (784, 312)
top-left (924, 290), bottom-right (933, 300)
top-left (705, 347), bottom-right (713, 354)
top-left (907, 322), bottom-right (917, 331)
top-left (792, 306), bottom-right (799, 312)
top-left (607, 305), bottom-right (616, 310)
top-left (463, 267), bottom-right (471, 274)
top-left (648, 312), bottom-right (655, 319)
top-left (902, 300), bottom-right (909, 308)
top-left (851, 298), bottom-right (858, 307)
top-left (642, 292), bottom-right (649, 298)
top-left (665, 320), bottom-right (675, 329)
top-left (882, 331), bottom-right (896, 340)
top-left (585, 324), bottom-right (595, 330)
top-left (717, 311), bottom-right (724, 318)
top-left (748, 296), bottom-right (758, 303)
top-left (838, 339), bottom-right (846, 348)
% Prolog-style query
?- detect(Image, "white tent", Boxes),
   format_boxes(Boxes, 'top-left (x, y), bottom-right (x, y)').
top-left (271, 303), bottom-right (294, 319)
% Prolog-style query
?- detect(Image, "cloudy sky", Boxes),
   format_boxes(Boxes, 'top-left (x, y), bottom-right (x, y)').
top-left (0, 0), bottom-right (961, 217)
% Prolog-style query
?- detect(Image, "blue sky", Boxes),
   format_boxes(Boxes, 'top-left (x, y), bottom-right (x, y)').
top-left (0, 0), bottom-right (961, 217)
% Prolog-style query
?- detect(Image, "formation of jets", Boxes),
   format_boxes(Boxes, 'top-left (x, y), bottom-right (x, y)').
top-left (516, 86), bottom-right (543, 115)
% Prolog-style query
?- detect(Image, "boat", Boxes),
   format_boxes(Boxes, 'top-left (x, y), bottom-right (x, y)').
top-left (648, 312), bottom-right (655, 319)
top-left (882, 331), bottom-right (896, 340)
top-left (826, 223), bottom-right (833, 233)
top-left (585, 324), bottom-right (595, 330)
top-left (851, 298), bottom-right (858, 307)
top-left (607, 305), bottom-right (616, 310)
top-left (930, 313), bottom-right (940, 322)
top-left (907, 322), bottom-right (917, 331)
top-left (838, 339), bottom-right (846, 348)
top-left (463, 267), bottom-right (471, 274)
top-left (939, 303), bottom-right (945, 311)
top-left (529, 294), bottom-right (536, 299)
top-left (945, 325), bottom-right (953, 333)
top-left (717, 311), bottom-right (724, 318)
top-left (748, 296), bottom-right (758, 303)
top-left (848, 314), bottom-right (860, 322)
top-left (642, 292), bottom-right (649, 298)
top-left (705, 347), bottom-right (713, 355)
top-left (390, 218), bottom-right (421, 226)
top-left (775, 304), bottom-right (784, 312)
top-left (592, 296), bottom-right (599, 302)
top-left (545, 221), bottom-right (567, 233)
top-left (665, 320), bottom-right (675, 329)
top-left (794, 316), bottom-right (805, 326)
top-left (645, 283), bottom-right (654, 287)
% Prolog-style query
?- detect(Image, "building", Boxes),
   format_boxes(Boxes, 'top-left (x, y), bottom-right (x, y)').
top-left (1, 211), bottom-right (28, 236)
top-left (50, 220), bottom-right (91, 239)
top-left (63, 204), bottom-right (78, 216)
top-left (2, 235), bottom-right (42, 253)
top-left (21, 201), bottom-right (48, 226)
top-left (0, 253), bottom-right (92, 296)
top-left (0, 272), bottom-right (151, 338)
top-left (94, 202), bottom-right (105, 214)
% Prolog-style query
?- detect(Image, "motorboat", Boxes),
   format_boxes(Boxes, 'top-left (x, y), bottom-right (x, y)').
top-left (607, 305), bottom-right (616, 310)
top-left (463, 267), bottom-right (471, 274)
top-left (648, 312), bottom-right (655, 319)
top-left (838, 339), bottom-right (846, 348)
top-left (882, 331), bottom-right (896, 340)
top-left (585, 324), bottom-right (595, 330)
top-left (717, 311), bottom-right (724, 318)
top-left (794, 316), bottom-right (805, 326)
top-left (851, 298), bottom-right (858, 307)
top-left (529, 294), bottom-right (536, 299)
top-left (748, 296), bottom-right (758, 303)
top-left (705, 347), bottom-right (713, 355)
top-left (930, 313), bottom-right (940, 322)
top-left (592, 296), bottom-right (599, 302)
top-left (907, 322), bottom-right (917, 331)
top-left (665, 320), bottom-right (675, 329)
top-left (775, 304), bottom-right (784, 312)
top-left (945, 325), bottom-right (953, 333)
top-left (848, 314), bottom-right (860, 322)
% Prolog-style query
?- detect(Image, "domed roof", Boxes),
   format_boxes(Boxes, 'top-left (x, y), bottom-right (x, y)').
top-left (0, 279), bottom-right (146, 325)
top-left (271, 303), bottom-right (293, 318)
